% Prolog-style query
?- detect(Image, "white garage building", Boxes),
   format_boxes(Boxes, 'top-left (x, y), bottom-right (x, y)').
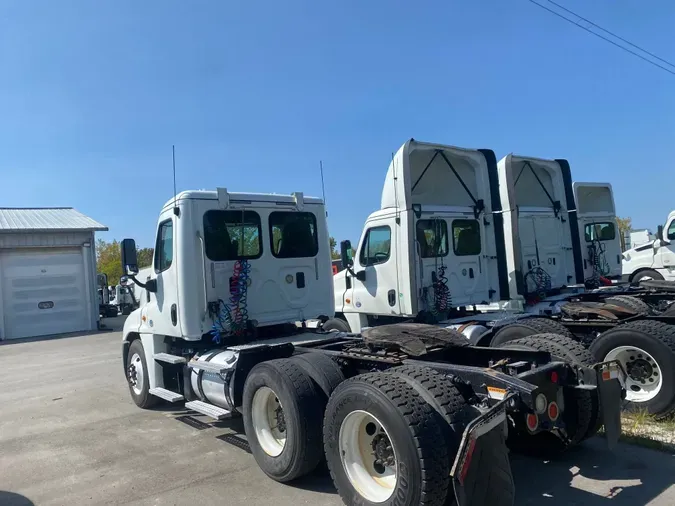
top-left (0, 208), bottom-right (108, 340)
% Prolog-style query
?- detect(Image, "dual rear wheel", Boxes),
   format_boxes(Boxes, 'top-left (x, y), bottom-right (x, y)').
top-left (242, 358), bottom-right (512, 506)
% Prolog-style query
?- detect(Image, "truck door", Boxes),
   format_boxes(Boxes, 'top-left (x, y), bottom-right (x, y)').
top-left (142, 213), bottom-right (180, 337)
top-left (351, 216), bottom-right (400, 316)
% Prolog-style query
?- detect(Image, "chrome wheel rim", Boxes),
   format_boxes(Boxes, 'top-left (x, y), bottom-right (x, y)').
top-left (605, 346), bottom-right (662, 402)
top-left (128, 353), bottom-right (144, 396)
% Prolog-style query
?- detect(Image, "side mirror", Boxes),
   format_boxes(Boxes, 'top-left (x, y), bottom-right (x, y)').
top-left (121, 238), bottom-right (139, 275)
top-left (119, 275), bottom-right (129, 286)
top-left (97, 273), bottom-right (108, 288)
top-left (340, 240), bottom-right (353, 268)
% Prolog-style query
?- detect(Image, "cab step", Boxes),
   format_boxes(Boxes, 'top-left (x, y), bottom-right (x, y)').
top-left (154, 353), bottom-right (187, 364)
top-left (149, 387), bottom-right (184, 403)
top-left (187, 360), bottom-right (228, 375)
top-left (185, 400), bottom-right (232, 420)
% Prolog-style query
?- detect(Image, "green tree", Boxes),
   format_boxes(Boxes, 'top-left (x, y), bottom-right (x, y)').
top-left (329, 237), bottom-right (340, 260)
top-left (616, 216), bottom-right (632, 251)
top-left (96, 239), bottom-right (154, 285)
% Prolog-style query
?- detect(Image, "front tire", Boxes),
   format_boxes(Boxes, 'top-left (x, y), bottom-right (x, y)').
top-left (590, 320), bottom-right (675, 417)
top-left (322, 317), bottom-right (351, 333)
top-left (324, 373), bottom-right (451, 506)
top-left (126, 340), bottom-right (158, 409)
top-left (243, 359), bottom-right (324, 482)
top-left (632, 269), bottom-right (664, 283)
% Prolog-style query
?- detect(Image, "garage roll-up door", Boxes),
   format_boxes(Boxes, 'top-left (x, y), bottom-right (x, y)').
top-left (1, 249), bottom-right (89, 339)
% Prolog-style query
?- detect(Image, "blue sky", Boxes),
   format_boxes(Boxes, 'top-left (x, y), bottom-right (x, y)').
top-left (1, 0), bottom-right (673, 247)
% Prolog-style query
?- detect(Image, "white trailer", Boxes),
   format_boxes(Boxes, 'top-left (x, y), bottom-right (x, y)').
top-left (120, 186), bottom-right (625, 506)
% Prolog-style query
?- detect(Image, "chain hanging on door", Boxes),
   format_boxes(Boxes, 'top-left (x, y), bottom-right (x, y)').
top-left (585, 226), bottom-right (610, 289)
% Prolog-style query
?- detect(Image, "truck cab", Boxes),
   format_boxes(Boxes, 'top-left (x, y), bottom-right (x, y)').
top-left (573, 182), bottom-right (622, 281)
top-left (497, 154), bottom-right (579, 298)
top-left (334, 139), bottom-right (508, 333)
top-left (122, 189), bottom-right (333, 344)
top-left (623, 210), bottom-right (675, 282)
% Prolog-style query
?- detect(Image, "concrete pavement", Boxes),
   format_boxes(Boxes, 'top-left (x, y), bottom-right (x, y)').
top-left (1, 319), bottom-right (674, 505)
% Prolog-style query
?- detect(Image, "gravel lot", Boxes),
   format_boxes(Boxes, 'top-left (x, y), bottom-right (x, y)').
top-left (1, 317), bottom-right (674, 506)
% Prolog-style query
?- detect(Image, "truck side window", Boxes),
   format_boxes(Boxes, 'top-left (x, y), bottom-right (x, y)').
top-left (269, 212), bottom-right (318, 258)
top-left (359, 226), bottom-right (391, 266)
top-left (584, 222), bottom-right (615, 242)
top-left (452, 219), bottom-right (481, 256)
top-left (416, 220), bottom-right (448, 258)
top-left (203, 210), bottom-right (262, 260)
top-left (668, 221), bottom-right (675, 241)
top-left (154, 220), bottom-right (173, 273)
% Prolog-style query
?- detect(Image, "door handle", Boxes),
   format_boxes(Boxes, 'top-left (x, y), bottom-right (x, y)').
top-left (388, 290), bottom-right (396, 307)
top-left (469, 268), bottom-right (474, 279)
top-left (171, 304), bottom-right (177, 326)
top-left (296, 272), bottom-right (306, 288)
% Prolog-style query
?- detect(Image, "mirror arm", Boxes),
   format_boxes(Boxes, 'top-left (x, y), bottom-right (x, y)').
top-left (127, 274), bottom-right (157, 293)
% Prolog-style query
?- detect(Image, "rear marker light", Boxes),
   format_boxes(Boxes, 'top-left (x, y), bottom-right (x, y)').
top-left (550, 371), bottom-right (559, 383)
top-left (548, 402), bottom-right (559, 421)
top-left (526, 413), bottom-right (538, 432)
top-left (459, 437), bottom-right (477, 485)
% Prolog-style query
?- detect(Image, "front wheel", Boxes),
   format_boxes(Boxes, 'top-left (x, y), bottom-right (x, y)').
top-left (632, 269), bottom-right (664, 283)
top-left (322, 317), bottom-right (351, 333)
top-left (126, 340), bottom-right (157, 409)
top-left (324, 373), bottom-right (451, 506)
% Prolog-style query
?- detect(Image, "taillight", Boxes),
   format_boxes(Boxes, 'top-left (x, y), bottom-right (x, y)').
top-left (526, 413), bottom-right (539, 432)
top-left (550, 371), bottom-right (559, 383)
top-left (548, 402), bottom-right (559, 421)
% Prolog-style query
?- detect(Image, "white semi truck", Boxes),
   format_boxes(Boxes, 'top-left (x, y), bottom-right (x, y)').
top-left (331, 139), bottom-right (674, 418)
top-left (121, 186), bottom-right (624, 506)
top-left (622, 211), bottom-right (675, 283)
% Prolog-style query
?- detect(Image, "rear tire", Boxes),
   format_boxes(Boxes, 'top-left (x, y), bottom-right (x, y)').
top-left (242, 359), bottom-right (324, 482)
top-left (289, 353), bottom-right (345, 399)
top-left (322, 317), bottom-right (351, 333)
top-left (605, 295), bottom-right (651, 315)
top-left (324, 373), bottom-right (451, 506)
top-left (500, 334), bottom-right (594, 454)
top-left (491, 317), bottom-right (574, 347)
top-left (590, 320), bottom-right (675, 418)
top-left (385, 365), bottom-right (477, 457)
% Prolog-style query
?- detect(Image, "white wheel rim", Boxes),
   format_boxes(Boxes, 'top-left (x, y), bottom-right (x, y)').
top-left (339, 410), bottom-right (397, 503)
top-left (251, 387), bottom-right (286, 457)
top-left (605, 346), bottom-right (663, 402)
top-left (129, 353), bottom-right (144, 396)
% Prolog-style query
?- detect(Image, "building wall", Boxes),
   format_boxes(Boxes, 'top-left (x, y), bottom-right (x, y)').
top-left (0, 231), bottom-right (99, 337)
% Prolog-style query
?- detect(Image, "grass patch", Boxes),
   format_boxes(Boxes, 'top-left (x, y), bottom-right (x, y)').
top-left (617, 411), bottom-right (675, 452)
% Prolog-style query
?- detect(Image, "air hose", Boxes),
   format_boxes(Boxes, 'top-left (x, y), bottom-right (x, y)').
top-left (585, 237), bottom-right (610, 289)
top-left (524, 266), bottom-right (552, 304)
top-left (212, 259), bottom-right (251, 344)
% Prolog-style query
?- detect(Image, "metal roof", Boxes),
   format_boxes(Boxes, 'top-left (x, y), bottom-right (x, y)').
top-left (0, 208), bottom-right (108, 233)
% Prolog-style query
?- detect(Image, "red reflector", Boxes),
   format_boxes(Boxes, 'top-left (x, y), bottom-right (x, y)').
top-left (548, 402), bottom-right (559, 421)
top-left (332, 265), bottom-right (338, 275)
top-left (550, 371), bottom-right (558, 383)
top-left (526, 413), bottom-right (538, 431)
top-left (459, 437), bottom-right (477, 485)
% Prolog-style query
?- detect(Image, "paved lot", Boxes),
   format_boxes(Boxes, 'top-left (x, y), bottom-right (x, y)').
top-left (1, 319), bottom-right (674, 506)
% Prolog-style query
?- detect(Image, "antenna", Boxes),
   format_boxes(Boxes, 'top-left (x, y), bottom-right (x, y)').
top-left (172, 145), bottom-right (179, 216)
top-left (319, 160), bottom-right (327, 217)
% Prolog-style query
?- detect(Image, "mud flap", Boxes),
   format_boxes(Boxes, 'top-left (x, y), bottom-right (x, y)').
top-left (451, 395), bottom-right (515, 506)
top-left (596, 361), bottom-right (625, 450)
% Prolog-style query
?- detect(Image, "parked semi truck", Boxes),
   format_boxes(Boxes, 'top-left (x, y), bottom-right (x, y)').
top-left (331, 139), bottom-right (675, 418)
top-left (622, 211), bottom-right (675, 283)
top-left (121, 186), bottom-right (624, 506)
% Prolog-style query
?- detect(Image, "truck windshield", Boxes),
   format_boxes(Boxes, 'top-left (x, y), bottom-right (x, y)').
top-left (585, 222), bottom-right (615, 242)
top-left (416, 219), bottom-right (448, 258)
top-left (269, 212), bottom-right (318, 258)
top-left (203, 210), bottom-right (263, 260)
